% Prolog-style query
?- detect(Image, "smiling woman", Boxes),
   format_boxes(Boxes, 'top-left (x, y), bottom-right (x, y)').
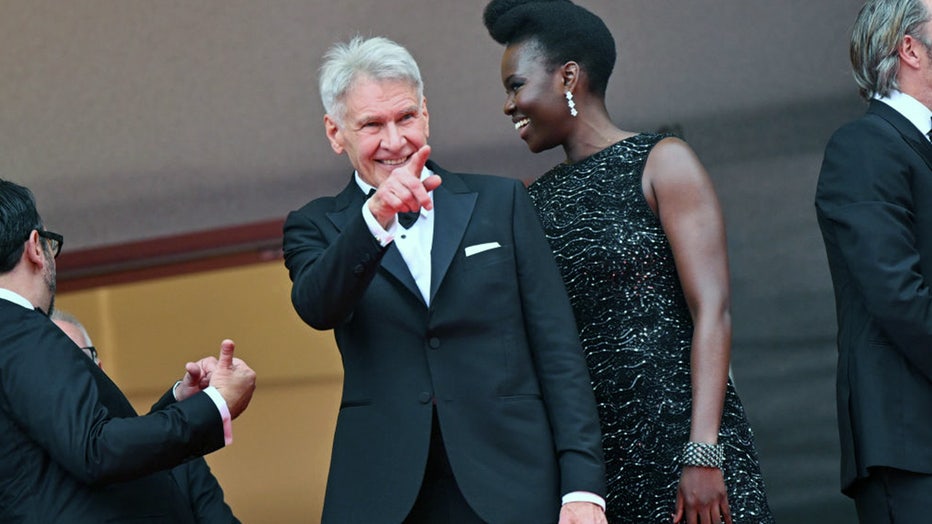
top-left (483, 1), bottom-right (775, 522)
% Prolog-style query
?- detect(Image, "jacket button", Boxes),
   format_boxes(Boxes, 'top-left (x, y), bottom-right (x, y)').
top-left (418, 392), bottom-right (432, 404)
top-left (353, 264), bottom-right (365, 276)
top-left (429, 337), bottom-right (440, 349)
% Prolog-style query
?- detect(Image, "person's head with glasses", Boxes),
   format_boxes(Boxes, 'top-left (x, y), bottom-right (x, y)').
top-left (0, 178), bottom-right (61, 315)
top-left (50, 309), bottom-right (102, 369)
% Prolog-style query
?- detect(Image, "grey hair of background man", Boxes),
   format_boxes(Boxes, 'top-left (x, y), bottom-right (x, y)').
top-left (318, 35), bottom-right (425, 126)
top-left (49, 309), bottom-right (94, 347)
top-left (851, 0), bottom-right (932, 100)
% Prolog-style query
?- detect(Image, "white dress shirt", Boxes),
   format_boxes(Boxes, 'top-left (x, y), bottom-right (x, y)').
top-left (356, 168), bottom-right (435, 306)
top-left (876, 90), bottom-right (932, 140)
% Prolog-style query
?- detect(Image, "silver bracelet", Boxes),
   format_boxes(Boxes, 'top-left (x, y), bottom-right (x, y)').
top-left (681, 441), bottom-right (724, 468)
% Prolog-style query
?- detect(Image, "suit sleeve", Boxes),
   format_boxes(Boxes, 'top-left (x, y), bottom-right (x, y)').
top-left (510, 180), bottom-right (607, 497)
top-left (816, 121), bottom-right (932, 380)
top-left (150, 388), bottom-right (177, 412)
top-left (283, 205), bottom-right (387, 330)
top-left (0, 315), bottom-right (225, 486)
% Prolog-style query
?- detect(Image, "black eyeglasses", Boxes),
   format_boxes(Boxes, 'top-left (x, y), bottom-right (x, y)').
top-left (36, 230), bottom-right (63, 258)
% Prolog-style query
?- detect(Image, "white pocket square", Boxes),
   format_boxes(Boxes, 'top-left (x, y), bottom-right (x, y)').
top-left (464, 242), bottom-right (501, 257)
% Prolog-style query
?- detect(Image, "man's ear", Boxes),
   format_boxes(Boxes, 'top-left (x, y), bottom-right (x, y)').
top-left (422, 97), bottom-right (430, 139)
top-left (24, 231), bottom-right (47, 270)
top-left (899, 35), bottom-right (925, 70)
top-left (324, 114), bottom-right (345, 155)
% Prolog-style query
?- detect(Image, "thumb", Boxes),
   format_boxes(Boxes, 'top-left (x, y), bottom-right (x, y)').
top-left (423, 174), bottom-right (442, 192)
top-left (184, 362), bottom-right (201, 382)
top-left (672, 492), bottom-right (684, 523)
top-left (218, 339), bottom-right (236, 369)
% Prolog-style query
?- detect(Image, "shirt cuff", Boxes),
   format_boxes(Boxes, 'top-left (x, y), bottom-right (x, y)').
top-left (361, 201), bottom-right (398, 247)
top-left (562, 491), bottom-right (606, 511)
top-left (203, 386), bottom-right (234, 446)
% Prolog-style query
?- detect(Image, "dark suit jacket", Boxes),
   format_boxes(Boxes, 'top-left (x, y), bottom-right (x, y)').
top-left (170, 459), bottom-right (239, 524)
top-left (0, 300), bottom-right (226, 523)
top-left (283, 161), bottom-right (605, 524)
top-left (816, 100), bottom-right (932, 495)
top-left (151, 391), bottom-right (241, 524)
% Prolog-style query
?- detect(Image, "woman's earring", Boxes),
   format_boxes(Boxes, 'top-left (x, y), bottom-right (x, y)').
top-left (565, 91), bottom-right (578, 117)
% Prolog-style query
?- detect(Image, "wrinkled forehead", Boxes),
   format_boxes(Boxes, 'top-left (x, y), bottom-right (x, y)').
top-left (342, 77), bottom-right (422, 119)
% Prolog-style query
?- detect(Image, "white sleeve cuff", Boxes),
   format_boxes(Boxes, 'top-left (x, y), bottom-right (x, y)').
top-left (203, 386), bottom-right (233, 446)
top-left (561, 491), bottom-right (606, 511)
top-left (361, 201), bottom-right (397, 247)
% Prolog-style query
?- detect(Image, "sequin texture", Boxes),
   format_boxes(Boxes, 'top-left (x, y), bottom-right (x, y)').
top-left (528, 134), bottom-right (774, 523)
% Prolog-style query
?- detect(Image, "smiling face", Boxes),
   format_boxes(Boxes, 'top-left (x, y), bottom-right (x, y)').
top-left (324, 75), bottom-right (430, 188)
top-left (500, 40), bottom-right (572, 153)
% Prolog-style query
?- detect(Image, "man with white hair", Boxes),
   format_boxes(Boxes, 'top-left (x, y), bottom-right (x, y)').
top-left (816, 0), bottom-right (932, 520)
top-left (284, 36), bottom-right (606, 524)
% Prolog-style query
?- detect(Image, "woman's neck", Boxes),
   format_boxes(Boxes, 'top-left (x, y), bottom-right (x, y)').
top-left (563, 113), bottom-right (634, 164)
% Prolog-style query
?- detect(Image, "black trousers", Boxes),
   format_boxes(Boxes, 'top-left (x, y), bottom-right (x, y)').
top-left (853, 467), bottom-right (932, 523)
top-left (403, 409), bottom-right (485, 524)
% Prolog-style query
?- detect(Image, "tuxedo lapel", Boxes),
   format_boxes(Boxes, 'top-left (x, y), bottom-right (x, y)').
top-left (381, 244), bottom-right (422, 303)
top-left (870, 100), bottom-right (932, 171)
top-left (378, 173), bottom-right (477, 307)
top-left (326, 177), bottom-right (368, 232)
top-left (326, 174), bottom-right (424, 303)
top-left (324, 167), bottom-right (478, 305)
top-left (429, 172), bottom-right (477, 304)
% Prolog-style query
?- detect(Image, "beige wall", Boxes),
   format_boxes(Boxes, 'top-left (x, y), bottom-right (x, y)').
top-left (57, 261), bottom-right (341, 523)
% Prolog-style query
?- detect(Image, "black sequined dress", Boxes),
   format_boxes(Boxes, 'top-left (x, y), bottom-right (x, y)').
top-left (527, 134), bottom-right (774, 523)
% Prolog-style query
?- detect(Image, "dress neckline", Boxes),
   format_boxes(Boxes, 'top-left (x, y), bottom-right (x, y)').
top-left (559, 133), bottom-right (651, 169)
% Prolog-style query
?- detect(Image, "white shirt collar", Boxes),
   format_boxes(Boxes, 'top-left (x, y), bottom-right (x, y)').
top-left (0, 287), bottom-right (37, 310)
top-left (876, 90), bottom-right (932, 136)
top-left (354, 166), bottom-right (433, 194)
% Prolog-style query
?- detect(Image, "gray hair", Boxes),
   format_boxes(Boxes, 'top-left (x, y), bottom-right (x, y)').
top-left (50, 309), bottom-right (93, 347)
top-left (318, 35), bottom-right (424, 125)
top-left (851, 0), bottom-right (932, 100)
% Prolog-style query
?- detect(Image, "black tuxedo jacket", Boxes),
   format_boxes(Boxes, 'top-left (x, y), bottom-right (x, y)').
top-left (283, 161), bottom-right (605, 524)
top-left (816, 100), bottom-right (932, 494)
top-left (151, 391), bottom-right (241, 524)
top-left (170, 457), bottom-right (239, 523)
top-left (0, 300), bottom-right (225, 523)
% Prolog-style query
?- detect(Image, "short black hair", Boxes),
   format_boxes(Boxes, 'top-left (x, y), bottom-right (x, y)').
top-left (483, 0), bottom-right (616, 96)
top-left (0, 179), bottom-right (42, 273)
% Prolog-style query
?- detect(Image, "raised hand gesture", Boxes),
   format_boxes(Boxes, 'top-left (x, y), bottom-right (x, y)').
top-left (207, 339), bottom-right (256, 419)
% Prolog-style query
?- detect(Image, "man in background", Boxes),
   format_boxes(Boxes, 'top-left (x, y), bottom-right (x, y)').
top-left (51, 309), bottom-right (241, 524)
top-left (0, 177), bottom-right (256, 522)
top-left (815, 0), bottom-right (932, 520)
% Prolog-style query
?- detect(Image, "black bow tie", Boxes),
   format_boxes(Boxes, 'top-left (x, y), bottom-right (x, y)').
top-left (398, 211), bottom-right (419, 229)
top-left (365, 188), bottom-right (420, 229)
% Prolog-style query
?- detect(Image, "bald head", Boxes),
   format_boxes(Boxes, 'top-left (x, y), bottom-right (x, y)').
top-left (50, 310), bottom-right (100, 367)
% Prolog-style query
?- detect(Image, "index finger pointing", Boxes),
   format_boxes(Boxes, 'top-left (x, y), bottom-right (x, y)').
top-left (411, 144), bottom-right (431, 175)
